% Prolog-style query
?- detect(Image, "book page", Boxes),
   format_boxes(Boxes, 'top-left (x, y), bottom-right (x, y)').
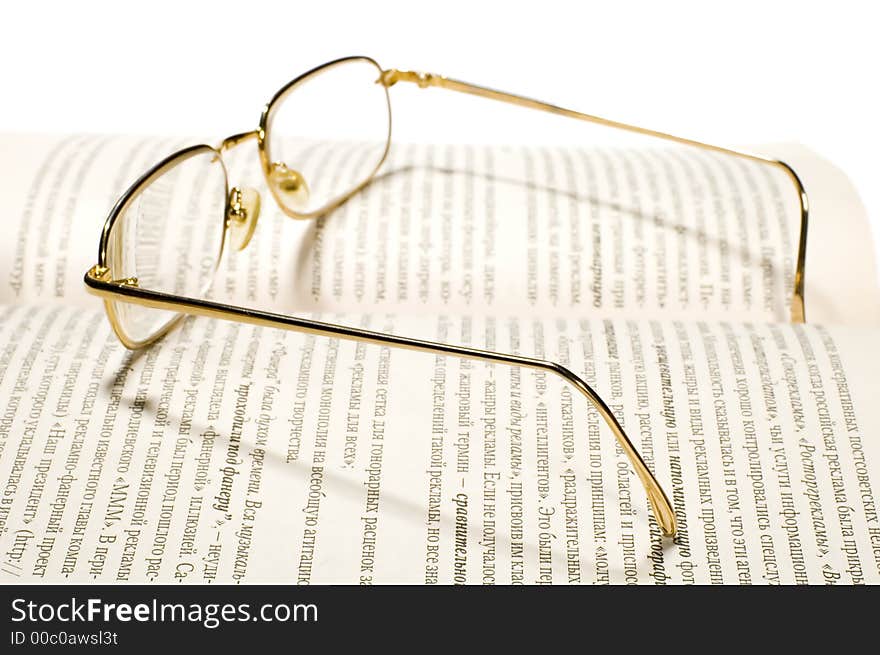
top-left (0, 303), bottom-right (877, 584)
top-left (0, 133), bottom-right (191, 308)
top-left (757, 142), bottom-right (880, 326)
top-left (1, 133), bottom-right (877, 325)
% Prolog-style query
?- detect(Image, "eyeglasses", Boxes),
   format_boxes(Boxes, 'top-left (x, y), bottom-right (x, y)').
top-left (84, 56), bottom-right (812, 539)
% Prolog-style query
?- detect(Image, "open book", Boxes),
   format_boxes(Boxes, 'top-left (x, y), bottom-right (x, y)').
top-left (1, 132), bottom-right (879, 584)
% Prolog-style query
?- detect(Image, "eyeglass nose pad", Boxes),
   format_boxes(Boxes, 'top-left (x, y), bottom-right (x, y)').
top-left (226, 186), bottom-right (261, 251)
top-left (268, 161), bottom-right (310, 210)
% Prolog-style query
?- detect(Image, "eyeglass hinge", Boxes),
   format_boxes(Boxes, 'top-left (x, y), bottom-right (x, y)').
top-left (114, 276), bottom-right (140, 288)
top-left (87, 265), bottom-right (139, 288)
top-left (379, 69), bottom-right (440, 89)
top-left (87, 265), bottom-right (111, 281)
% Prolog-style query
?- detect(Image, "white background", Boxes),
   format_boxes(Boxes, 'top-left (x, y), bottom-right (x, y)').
top-left (2, 0), bottom-right (878, 274)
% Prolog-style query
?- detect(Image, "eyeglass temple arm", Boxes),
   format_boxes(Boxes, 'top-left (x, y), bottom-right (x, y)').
top-left (380, 69), bottom-right (809, 324)
top-left (84, 266), bottom-right (677, 537)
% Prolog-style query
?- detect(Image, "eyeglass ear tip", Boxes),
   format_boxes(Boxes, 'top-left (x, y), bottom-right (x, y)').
top-left (647, 489), bottom-right (677, 538)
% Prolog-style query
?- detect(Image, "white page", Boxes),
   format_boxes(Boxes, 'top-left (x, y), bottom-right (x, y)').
top-left (758, 142), bottom-right (880, 326)
top-left (1, 133), bottom-right (876, 325)
top-left (0, 304), bottom-right (878, 584)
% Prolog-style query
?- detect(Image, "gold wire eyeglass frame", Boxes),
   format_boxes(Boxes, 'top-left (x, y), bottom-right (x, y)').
top-left (84, 55), bottom-right (812, 540)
